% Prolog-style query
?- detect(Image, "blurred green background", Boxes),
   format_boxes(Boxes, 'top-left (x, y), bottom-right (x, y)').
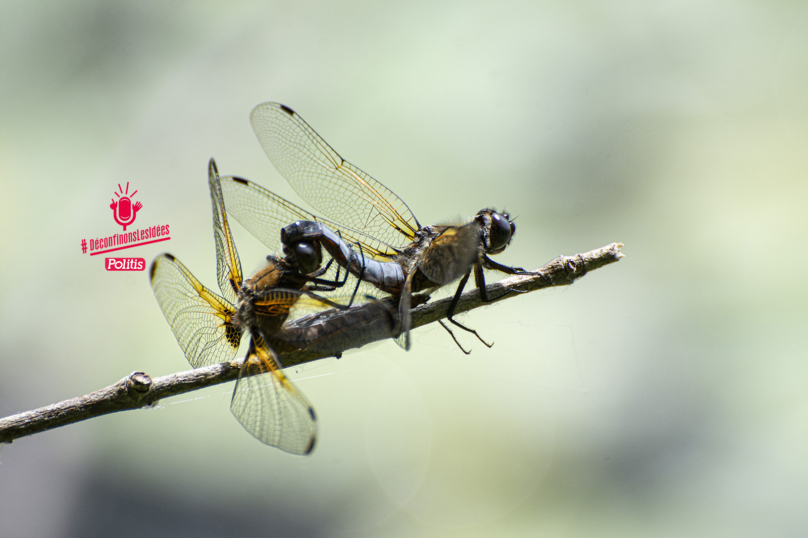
top-left (1, 0), bottom-right (807, 536)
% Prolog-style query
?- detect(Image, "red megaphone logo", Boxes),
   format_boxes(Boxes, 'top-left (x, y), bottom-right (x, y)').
top-left (110, 183), bottom-right (142, 231)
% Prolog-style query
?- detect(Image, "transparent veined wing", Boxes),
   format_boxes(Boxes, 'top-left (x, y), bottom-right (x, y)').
top-left (249, 102), bottom-right (420, 247)
top-left (209, 159), bottom-right (243, 306)
top-left (149, 253), bottom-right (243, 368)
top-left (220, 175), bottom-right (401, 261)
top-left (231, 336), bottom-right (317, 455)
top-left (250, 288), bottom-right (355, 316)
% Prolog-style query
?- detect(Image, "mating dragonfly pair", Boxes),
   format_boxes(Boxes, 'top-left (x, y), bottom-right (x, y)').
top-left (150, 103), bottom-right (537, 455)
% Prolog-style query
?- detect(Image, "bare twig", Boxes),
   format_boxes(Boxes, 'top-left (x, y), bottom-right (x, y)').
top-left (0, 243), bottom-right (624, 443)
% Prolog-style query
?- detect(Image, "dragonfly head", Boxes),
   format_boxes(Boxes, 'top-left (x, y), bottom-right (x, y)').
top-left (285, 240), bottom-right (323, 274)
top-left (476, 209), bottom-right (516, 255)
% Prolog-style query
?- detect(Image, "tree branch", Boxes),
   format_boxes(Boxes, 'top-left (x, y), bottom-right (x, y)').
top-left (0, 243), bottom-right (623, 443)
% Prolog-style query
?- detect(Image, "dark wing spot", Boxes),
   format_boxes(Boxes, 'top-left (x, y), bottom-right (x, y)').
top-left (304, 435), bottom-right (316, 455)
top-left (280, 104), bottom-right (295, 116)
top-left (165, 253), bottom-right (176, 262)
top-left (149, 260), bottom-right (159, 280)
top-left (308, 406), bottom-right (317, 420)
top-left (225, 324), bottom-right (241, 350)
top-left (232, 176), bottom-right (249, 185)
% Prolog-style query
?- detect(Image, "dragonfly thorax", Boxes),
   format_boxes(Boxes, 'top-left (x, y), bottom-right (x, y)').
top-left (399, 226), bottom-right (441, 266)
top-left (235, 280), bottom-right (290, 345)
top-left (241, 257), bottom-right (287, 294)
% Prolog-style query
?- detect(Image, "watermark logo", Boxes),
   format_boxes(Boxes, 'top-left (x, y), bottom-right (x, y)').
top-left (80, 182), bottom-right (171, 261)
top-left (110, 183), bottom-right (142, 231)
top-left (105, 258), bottom-right (146, 271)
top-left (82, 225), bottom-right (171, 256)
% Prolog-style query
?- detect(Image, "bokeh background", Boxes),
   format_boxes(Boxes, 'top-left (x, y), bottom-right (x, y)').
top-left (2, 1), bottom-right (807, 536)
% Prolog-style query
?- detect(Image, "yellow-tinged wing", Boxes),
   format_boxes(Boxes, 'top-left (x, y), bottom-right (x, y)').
top-left (230, 336), bottom-right (317, 455)
top-left (250, 288), bottom-right (359, 318)
top-left (149, 253), bottom-right (242, 368)
top-left (209, 158), bottom-right (243, 306)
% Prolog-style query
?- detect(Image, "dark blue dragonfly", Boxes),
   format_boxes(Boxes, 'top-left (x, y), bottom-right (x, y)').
top-left (221, 103), bottom-right (534, 353)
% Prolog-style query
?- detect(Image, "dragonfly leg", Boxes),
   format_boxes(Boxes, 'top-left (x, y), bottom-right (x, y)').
top-left (445, 270), bottom-right (493, 349)
top-left (307, 246), bottom-right (363, 304)
top-left (438, 320), bottom-right (471, 355)
top-left (474, 263), bottom-right (527, 303)
top-left (346, 242), bottom-right (369, 307)
top-left (481, 254), bottom-right (552, 285)
top-left (308, 257), bottom-right (333, 279)
top-left (304, 255), bottom-right (353, 290)
top-left (307, 242), bottom-right (368, 305)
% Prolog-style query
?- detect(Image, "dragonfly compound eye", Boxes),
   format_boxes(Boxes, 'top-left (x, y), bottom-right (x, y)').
top-left (293, 241), bottom-right (323, 274)
top-left (487, 212), bottom-right (513, 252)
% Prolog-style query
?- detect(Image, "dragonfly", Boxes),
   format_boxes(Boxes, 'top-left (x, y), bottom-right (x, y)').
top-left (220, 102), bottom-right (536, 353)
top-left (150, 158), bottom-right (375, 454)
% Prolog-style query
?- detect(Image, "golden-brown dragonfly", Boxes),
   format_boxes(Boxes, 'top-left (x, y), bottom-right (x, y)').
top-left (150, 158), bottom-right (371, 454)
top-left (220, 103), bottom-right (536, 352)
